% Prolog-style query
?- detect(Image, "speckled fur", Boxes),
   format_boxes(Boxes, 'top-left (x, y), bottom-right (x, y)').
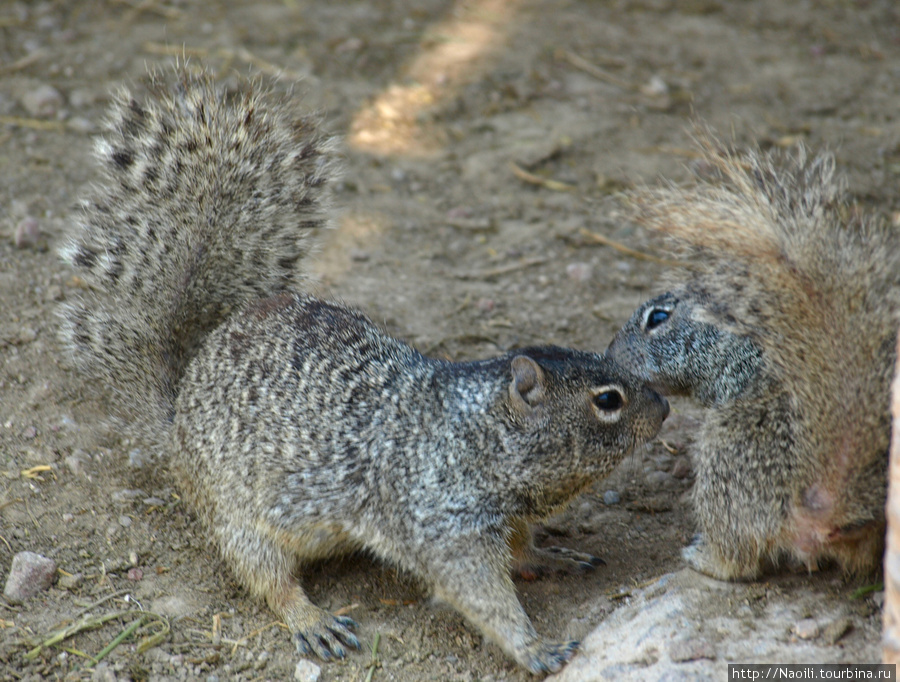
top-left (60, 67), bottom-right (668, 674)
top-left (608, 132), bottom-right (899, 580)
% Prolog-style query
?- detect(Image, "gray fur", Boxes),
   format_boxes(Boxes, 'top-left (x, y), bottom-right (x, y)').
top-left (61, 67), bottom-right (668, 674)
top-left (608, 133), bottom-right (899, 580)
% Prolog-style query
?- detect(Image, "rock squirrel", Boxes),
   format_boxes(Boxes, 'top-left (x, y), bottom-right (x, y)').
top-left (607, 132), bottom-right (899, 581)
top-left (60, 67), bottom-right (669, 674)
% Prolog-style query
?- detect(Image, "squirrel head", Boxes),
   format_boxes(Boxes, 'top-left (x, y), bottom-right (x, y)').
top-left (607, 290), bottom-right (763, 407)
top-left (500, 347), bottom-right (669, 490)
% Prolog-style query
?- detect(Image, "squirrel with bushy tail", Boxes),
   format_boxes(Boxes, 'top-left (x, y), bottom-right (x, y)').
top-left (608, 132), bottom-right (899, 581)
top-left (60, 65), bottom-right (668, 675)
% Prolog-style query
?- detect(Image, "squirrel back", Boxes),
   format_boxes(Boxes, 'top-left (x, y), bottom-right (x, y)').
top-left (608, 132), bottom-right (899, 578)
top-left (60, 66), bottom-right (669, 674)
top-left (60, 67), bottom-right (336, 423)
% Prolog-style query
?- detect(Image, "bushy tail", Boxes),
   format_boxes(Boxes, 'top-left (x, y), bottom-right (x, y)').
top-left (626, 129), bottom-right (900, 377)
top-left (60, 66), bottom-right (338, 422)
top-left (627, 129), bottom-right (900, 514)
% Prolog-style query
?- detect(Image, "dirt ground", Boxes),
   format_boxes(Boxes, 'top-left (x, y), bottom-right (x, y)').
top-left (0, 1), bottom-right (897, 680)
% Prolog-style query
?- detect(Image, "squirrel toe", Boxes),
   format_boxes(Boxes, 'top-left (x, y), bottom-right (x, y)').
top-left (515, 546), bottom-right (604, 581)
top-left (293, 614), bottom-right (360, 660)
top-left (523, 639), bottom-right (580, 674)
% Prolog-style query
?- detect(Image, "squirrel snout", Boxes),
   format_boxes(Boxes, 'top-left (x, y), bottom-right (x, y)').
top-left (646, 386), bottom-right (670, 422)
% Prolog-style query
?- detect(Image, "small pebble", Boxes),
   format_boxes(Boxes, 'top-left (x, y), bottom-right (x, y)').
top-left (641, 74), bottom-right (669, 97)
top-left (294, 660), bottom-right (322, 682)
top-left (348, 249), bottom-right (370, 262)
top-left (475, 297), bottom-right (495, 313)
top-left (4, 551), bottom-right (57, 603)
top-left (566, 262), bottom-right (593, 282)
top-left (792, 618), bottom-right (819, 640)
top-left (150, 595), bottom-right (196, 619)
top-left (602, 490), bottom-right (620, 505)
top-left (67, 116), bottom-right (96, 134)
top-left (127, 567), bottom-right (143, 581)
top-left (91, 661), bottom-right (117, 682)
top-left (21, 84), bottom-right (64, 118)
top-left (14, 217), bottom-right (41, 248)
top-left (118, 515), bottom-right (132, 528)
top-left (22, 425), bottom-right (37, 439)
top-left (143, 496), bottom-right (166, 506)
top-left (65, 450), bottom-right (91, 476)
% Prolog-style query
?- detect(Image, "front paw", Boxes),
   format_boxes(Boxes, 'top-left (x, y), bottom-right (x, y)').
top-left (515, 546), bottom-right (605, 581)
top-left (293, 612), bottom-right (361, 660)
top-left (521, 638), bottom-right (580, 674)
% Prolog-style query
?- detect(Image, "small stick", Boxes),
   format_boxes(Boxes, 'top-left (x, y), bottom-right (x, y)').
top-left (509, 162), bottom-right (575, 192)
top-left (92, 615), bottom-right (145, 664)
top-left (578, 228), bottom-right (685, 267)
top-left (556, 49), bottom-right (635, 91)
top-left (456, 257), bottom-right (547, 281)
top-left (0, 117), bottom-right (66, 132)
top-left (0, 51), bottom-right (46, 75)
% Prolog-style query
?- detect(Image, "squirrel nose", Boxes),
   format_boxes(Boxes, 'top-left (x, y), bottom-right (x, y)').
top-left (647, 387), bottom-right (669, 421)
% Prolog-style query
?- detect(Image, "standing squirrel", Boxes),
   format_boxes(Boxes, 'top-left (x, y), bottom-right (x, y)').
top-left (60, 67), bottom-right (669, 674)
top-left (607, 133), bottom-right (899, 581)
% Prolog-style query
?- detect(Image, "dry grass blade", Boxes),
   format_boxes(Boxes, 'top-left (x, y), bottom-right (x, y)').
top-left (0, 50), bottom-right (46, 75)
top-left (578, 228), bottom-right (686, 267)
top-left (365, 632), bottom-right (382, 682)
top-left (556, 49), bottom-right (635, 91)
top-left (0, 117), bottom-right (66, 132)
top-left (509, 162), bottom-right (575, 192)
top-left (24, 610), bottom-right (130, 661)
top-left (455, 257), bottom-right (547, 281)
top-left (21, 465), bottom-right (52, 480)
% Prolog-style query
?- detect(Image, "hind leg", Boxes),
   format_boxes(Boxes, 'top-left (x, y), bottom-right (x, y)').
top-left (216, 523), bottom-right (361, 660)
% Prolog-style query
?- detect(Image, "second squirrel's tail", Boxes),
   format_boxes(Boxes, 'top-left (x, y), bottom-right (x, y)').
top-left (61, 66), bottom-right (337, 422)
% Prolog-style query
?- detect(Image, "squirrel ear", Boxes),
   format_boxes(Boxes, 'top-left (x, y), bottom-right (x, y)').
top-left (509, 355), bottom-right (546, 414)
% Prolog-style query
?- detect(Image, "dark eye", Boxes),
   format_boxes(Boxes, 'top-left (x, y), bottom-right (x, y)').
top-left (645, 308), bottom-right (670, 331)
top-left (593, 390), bottom-right (624, 412)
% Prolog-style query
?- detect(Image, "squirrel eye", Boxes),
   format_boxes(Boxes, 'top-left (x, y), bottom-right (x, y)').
top-left (645, 308), bottom-right (670, 331)
top-left (593, 389), bottom-right (624, 412)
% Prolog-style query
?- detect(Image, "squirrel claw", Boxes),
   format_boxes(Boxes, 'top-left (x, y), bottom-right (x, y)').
top-left (517, 546), bottom-right (605, 578)
top-left (523, 639), bottom-right (580, 674)
top-left (292, 614), bottom-right (361, 661)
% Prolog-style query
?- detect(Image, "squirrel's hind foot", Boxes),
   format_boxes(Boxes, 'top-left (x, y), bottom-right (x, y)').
top-left (292, 612), bottom-right (360, 661)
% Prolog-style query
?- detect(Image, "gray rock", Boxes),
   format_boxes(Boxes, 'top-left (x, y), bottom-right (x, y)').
top-left (602, 490), bottom-right (620, 505)
top-left (14, 217), bottom-right (41, 249)
top-left (548, 569), bottom-right (878, 682)
top-left (4, 551), bottom-right (57, 603)
top-left (294, 659), bottom-right (321, 682)
top-left (21, 85), bottom-right (63, 118)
